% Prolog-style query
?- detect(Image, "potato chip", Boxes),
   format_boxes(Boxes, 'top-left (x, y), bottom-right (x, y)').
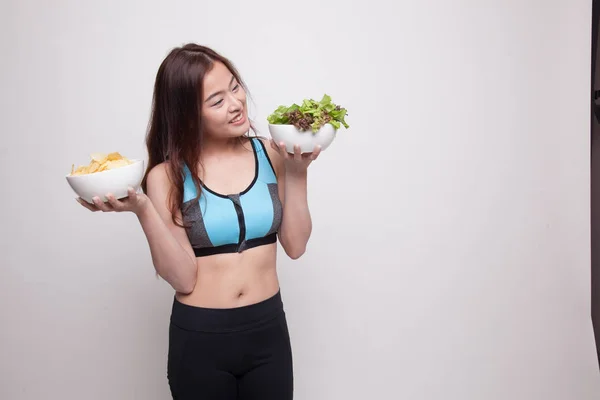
top-left (90, 152), bottom-right (108, 164)
top-left (108, 159), bottom-right (129, 169)
top-left (69, 151), bottom-right (134, 176)
top-left (89, 161), bottom-right (100, 173)
top-left (107, 152), bottom-right (124, 161)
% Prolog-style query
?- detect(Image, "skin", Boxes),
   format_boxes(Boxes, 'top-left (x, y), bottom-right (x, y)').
top-left (77, 61), bottom-right (321, 308)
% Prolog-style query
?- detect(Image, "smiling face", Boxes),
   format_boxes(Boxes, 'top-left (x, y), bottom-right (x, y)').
top-left (200, 61), bottom-right (250, 140)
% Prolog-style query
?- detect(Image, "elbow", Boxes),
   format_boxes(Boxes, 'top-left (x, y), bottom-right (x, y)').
top-left (279, 233), bottom-right (309, 260)
top-left (161, 264), bottom-right (197, 294)
top-left (178, 286), bottom-right (194, 295)
top-left (176, 278), bottom-right (196, 295)
top-left (177, 267), bottom-right (198, 294)
top-left (285, 245), bottom-right (306, 260)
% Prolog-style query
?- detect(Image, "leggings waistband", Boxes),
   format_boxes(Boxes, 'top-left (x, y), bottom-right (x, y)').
top-left (170, 290), bottom-right (284, 333)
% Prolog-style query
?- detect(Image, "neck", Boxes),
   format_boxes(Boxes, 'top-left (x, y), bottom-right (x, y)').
top-left (201, 135), bottom-right (246, 157)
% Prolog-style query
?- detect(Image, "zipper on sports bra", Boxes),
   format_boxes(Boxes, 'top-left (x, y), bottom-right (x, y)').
top-left (228, 194), bottom-right (246, 252)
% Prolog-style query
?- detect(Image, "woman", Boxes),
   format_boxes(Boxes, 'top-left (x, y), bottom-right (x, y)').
top-left (76, 43), bottom-right (320, 399)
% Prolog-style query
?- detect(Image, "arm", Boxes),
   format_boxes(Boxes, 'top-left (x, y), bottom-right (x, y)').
top-left (138, 163), bottom-right (198, 293)
top-left (264, 139), bottom-right (321, 259)
top-left (277, 169), bottom-right (312, 259)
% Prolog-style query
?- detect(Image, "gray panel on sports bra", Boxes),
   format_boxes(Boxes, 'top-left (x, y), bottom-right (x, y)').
top-left (181, 199), bottom-right (213, 248)
top-left (266, 183), bottom-right (283, 235)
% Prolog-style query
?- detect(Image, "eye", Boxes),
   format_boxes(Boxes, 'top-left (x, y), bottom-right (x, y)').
top-left (212, 99), bottom-right (223, 107)
top-left (232, 84), bottom-right (239, 92)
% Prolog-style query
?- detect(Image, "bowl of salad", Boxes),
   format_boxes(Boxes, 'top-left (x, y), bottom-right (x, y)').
top-left (267, 94), bottom-right (349, 153)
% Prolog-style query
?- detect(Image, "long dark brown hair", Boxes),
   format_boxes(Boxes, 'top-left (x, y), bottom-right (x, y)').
top-left (140, 43), bottom-right (255, 227)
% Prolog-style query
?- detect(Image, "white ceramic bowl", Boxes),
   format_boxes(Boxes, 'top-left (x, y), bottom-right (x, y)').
top-left (268, 123), bottom-right (337, 153)
top-left (65, 159), bottom-right (145, 203)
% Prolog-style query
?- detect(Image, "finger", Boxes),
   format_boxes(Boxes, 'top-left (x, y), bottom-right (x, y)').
top-left (272, 140), bottom-right (285, 156)
top-left (279, 142), bottom-right (290, 159)
top-left (310, 145), bottom-right (322, 160)
top-left (126, 187), bottom-right (137, 202)
top-left (270, 139), bottom-right (279, 152)
top-left (293, 145), bottom-right (302, 161)
top-left (126, 187), bottom-right (140, 209)
top-left (93, 196), bottom-right (113, 212)
top-left (76, 197), bottom-right (99, 212)
top-left (105, 193), bottom-right (123, 211)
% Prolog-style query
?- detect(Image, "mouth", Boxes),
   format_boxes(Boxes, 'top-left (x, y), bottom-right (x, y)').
top-left (229, 112), bottom-right (246, 125)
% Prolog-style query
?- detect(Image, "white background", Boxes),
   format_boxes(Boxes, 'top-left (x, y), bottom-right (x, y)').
top-left (2, 0), bottom-right (600, 399)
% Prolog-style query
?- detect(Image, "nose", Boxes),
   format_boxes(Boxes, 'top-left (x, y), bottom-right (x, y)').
top-left (227, 93), bottom-right (243, 113)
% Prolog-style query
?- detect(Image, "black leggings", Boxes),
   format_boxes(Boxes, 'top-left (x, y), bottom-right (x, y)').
top-left (167, 290), bottom-right (294, 399)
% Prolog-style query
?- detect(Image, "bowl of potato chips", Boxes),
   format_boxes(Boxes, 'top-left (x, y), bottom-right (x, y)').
top-left (66, 152), bottom-right (144, 203)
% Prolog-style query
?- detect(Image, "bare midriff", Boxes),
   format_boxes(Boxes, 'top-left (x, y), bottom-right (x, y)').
top-left (174, 242), bottom-right (280, 309)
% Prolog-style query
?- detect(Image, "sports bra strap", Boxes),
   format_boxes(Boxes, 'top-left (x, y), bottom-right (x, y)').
top-left (251, 137), bottom-right (277, 178)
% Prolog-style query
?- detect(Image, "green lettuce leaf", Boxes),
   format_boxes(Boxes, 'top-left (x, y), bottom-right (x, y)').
top-left (267, 94), bottom-right (349, 133)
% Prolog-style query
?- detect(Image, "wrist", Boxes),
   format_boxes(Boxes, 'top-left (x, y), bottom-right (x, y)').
top-left (284, 169), bottom-right (308, 200)
top-left (285, 169), bottom-right (307, 181)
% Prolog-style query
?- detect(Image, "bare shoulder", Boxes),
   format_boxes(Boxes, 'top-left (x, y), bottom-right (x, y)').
top-left (145, 161), bottom-right (176, 200)
top-left (253, 136), bottom-right (283, 177)
top-left (146, 162), bottom-right (174, 186)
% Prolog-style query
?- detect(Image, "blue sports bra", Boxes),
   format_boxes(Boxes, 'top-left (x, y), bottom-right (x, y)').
top-left (181, 137), bottom-right (283, 257)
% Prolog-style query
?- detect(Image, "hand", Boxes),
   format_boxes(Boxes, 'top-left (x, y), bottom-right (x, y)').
top-left (76, 187), bottom-right (149, 215)
top-left (270, 140), bottom-right (321, 176)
